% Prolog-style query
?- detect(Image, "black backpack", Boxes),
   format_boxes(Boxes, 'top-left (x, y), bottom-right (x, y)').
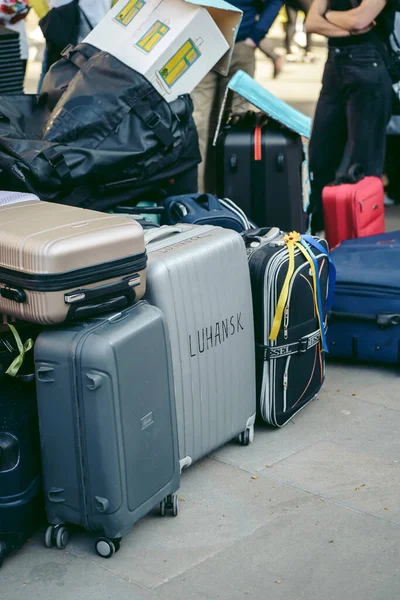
top-left (0, 44), bottom-right (200, 211)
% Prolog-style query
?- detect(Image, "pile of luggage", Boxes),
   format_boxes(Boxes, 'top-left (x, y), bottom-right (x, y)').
top-left (0, 189), bottom-right (334, 567)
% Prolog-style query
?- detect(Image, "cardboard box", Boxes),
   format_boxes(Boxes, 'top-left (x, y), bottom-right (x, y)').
top-left (84, 0), bottom-right (242, 102)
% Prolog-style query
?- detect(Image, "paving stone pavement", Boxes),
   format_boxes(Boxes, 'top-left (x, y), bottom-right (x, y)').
top-left (4, 24), bottom-right (400, 600)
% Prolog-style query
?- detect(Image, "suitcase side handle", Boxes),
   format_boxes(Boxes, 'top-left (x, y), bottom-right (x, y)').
top-left (242, 227), bottom-right (280, 244)
top-left (144, 226), bottom-right (185, 244)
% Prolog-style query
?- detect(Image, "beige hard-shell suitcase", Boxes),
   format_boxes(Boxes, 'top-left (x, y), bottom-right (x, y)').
top-left (0, 199), bottom-right (147, 324)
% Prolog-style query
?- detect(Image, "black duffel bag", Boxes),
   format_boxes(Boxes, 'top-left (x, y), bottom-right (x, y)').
top-left (0, 44), bottom-right (200, 211)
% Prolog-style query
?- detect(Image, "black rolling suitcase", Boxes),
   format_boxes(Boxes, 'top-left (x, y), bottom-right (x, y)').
top-left (243, 227), bottom-right (335, 426)
top-left (0, 327), bottom-right (44, 568)
top-left (0, 27), bottom-right (25, 94)
top-left (216, 112), bottom-right (307, 232)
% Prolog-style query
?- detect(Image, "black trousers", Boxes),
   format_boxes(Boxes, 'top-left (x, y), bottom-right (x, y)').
top-left (308, 43), bottom-right (392, 232)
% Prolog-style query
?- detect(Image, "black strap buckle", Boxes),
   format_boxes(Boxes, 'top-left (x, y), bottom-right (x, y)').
top-left (61, 44), bottom-right (74, 60)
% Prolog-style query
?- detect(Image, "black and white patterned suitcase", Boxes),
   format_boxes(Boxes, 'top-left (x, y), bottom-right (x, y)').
top-left (244, 227), bottom-right (333, 426)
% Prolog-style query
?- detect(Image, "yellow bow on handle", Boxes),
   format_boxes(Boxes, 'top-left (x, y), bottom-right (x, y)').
top-left (269, 231), bottom-right (323, 343)
top-left (5, 324), bottom-right (34, 377)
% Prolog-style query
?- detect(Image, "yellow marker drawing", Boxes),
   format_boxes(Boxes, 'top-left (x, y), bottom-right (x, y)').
top-left (136, 21), bottom-right (170, 53)
top-left (114, 0), bottom-right (145, 27)
top-left (159, 39), bottom-right (201, 88)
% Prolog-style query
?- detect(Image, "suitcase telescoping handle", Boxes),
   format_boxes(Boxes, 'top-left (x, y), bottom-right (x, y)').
top-left (144, 226), bottom-right (185, 244)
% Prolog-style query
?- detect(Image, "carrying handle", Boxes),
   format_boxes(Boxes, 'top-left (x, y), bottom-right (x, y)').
top-left (194, 194), bottom-right (221, 212)
top-left (144, 226), bottom-right (185, 244)
top-left (65, 277), bottom-right (141, 320)
top-left (241, 227), bottom-right (280, 244)
top-left (329, 311), bottom-right (400, 329)
top-left (114, 205), bottom-right (164, 215)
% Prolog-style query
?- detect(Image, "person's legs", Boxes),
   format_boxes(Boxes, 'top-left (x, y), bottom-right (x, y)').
top-left (285, 7), bottom-right (297, 54)
top-left (227, 41), bottom-right (256, 113)
top-left (339, 45), bottom-right (392, 177)
top-left (309, 52), bottom-right (347, 233)
top-left (191, 71), bottom-right (219, 193)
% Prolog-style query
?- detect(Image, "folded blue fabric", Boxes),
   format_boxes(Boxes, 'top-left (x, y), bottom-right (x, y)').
top-left (227, 70), bottom-right (312, 139)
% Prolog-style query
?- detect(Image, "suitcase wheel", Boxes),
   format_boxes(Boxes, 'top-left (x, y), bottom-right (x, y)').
top-left (0, 541), bottom-right (6, 569)
top-left (238, 425), bottom-right (254, 447)
top-left (44, 525), bottom-right (69, 550)
top-left (95, 537), bottom-right (121, 559)
top-left (160, 494), bottom-right (178, 517)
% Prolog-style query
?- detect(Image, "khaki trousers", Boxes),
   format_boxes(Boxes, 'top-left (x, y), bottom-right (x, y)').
top-left (191, 42), bottom-right (256, 193)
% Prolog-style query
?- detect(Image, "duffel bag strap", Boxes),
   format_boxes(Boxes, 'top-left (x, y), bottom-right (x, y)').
top-left (127, 95), bottom-right (174, 149)
top-left (42, 147), bottom-right (71, 182)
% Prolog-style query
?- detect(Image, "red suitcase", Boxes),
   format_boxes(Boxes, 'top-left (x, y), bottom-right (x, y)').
top-left (323, 172), bottom-right (384, 249)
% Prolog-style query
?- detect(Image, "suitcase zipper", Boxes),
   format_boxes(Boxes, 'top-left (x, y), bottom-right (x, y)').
top-left (0, 253), bottom-right (147, 292)
top-left (283, 356), bottom-right (290, 413)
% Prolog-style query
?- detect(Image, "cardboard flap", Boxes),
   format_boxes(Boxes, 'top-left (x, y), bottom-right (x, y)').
top-left (226, 70), bottom-right (312, 138)
top-left (185, 0), bottom-right (242, 75)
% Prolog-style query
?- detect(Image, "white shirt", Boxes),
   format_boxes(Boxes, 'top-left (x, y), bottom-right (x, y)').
top-left (6, 21), bottom-right (29, 60)
top-left (49, 0), bottom-right (111, 27)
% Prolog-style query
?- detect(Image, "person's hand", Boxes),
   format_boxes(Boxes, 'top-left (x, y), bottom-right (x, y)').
top-left (244, 38), bottom-right (257, 48)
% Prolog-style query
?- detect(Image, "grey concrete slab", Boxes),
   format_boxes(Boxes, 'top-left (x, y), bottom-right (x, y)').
top-left (53, 459), bottom-right (312, 590)
top-left (212, 384), bottom-right (382, 471)
top-left (259, 437), bottom-right (400, 524)
top-left (2, 536), bottom-right (157, 600)
top-left (324, 362), bottom-right (399, 395)
top-left (157, 498), bottom-right (400, 600)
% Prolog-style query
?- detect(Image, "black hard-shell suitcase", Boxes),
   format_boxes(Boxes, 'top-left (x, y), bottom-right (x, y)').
top-left (216, 112), bottom-right (306, 232)
top-left (244, 228), bottom-right (332, 426)
top-left (0, 329), bottom-right (44, 568)
top-left (34, 301), bottom-right (180, 559)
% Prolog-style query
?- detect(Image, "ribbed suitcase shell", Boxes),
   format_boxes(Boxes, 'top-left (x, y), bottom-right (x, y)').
top-left (322, 177), bottom-right (385, 249)
top-left (246, 228), bottom-right (330, 426)
top-left (0, 27), bottom-right (24, 94)
top-left (144, 225), bottom-right (256, 469)
top-left (34, 302), bottom-right (180, 549)
top-left (0, 200), bottom-right (146, 324)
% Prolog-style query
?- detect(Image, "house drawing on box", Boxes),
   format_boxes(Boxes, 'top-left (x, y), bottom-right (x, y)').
top-left (135, 20), bottom-right (171, 54)
top-left (153, 37), bottom-right (203, 93)
top-left (114, 0), bottom-right (146, 27)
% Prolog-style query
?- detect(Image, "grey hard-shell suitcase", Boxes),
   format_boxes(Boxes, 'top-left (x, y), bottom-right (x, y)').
top-left (144, 225), bottom-right (256, 469)
top-left (34, 301), bottom-right (180, 559)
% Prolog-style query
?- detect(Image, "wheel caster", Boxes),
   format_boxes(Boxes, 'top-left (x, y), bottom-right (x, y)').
top-left (239, 428), bottom-right (250, 446)
top-left (44, 525), bottom-right (54, 548)
top-left (160, 498), bottom-right (166, 517)
top-left (0, 541), bottom-right (7, 568)
top-left (112, 538), bottom-right (122, 553)
top-left (248, 425), bottom-right (255, 444)
top-left (95, 537), bottom-right (115, 559)
top-left (172, 494), bottom-right (178, 517)
top-left (55, 526), bottom-right (69, 549)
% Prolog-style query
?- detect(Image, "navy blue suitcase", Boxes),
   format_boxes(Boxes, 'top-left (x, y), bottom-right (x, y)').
top-left (327, 231), bottom-right (400, 364)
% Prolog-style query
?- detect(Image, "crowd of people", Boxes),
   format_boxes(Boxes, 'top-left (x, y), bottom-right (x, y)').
top-left (1, 0), bottom-right (398, 232)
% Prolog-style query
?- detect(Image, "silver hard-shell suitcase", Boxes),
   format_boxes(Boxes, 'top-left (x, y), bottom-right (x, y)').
top-left (34, 301), bottom-right (180, 559)
top-left (144, 225), bottom-right (256, 469)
